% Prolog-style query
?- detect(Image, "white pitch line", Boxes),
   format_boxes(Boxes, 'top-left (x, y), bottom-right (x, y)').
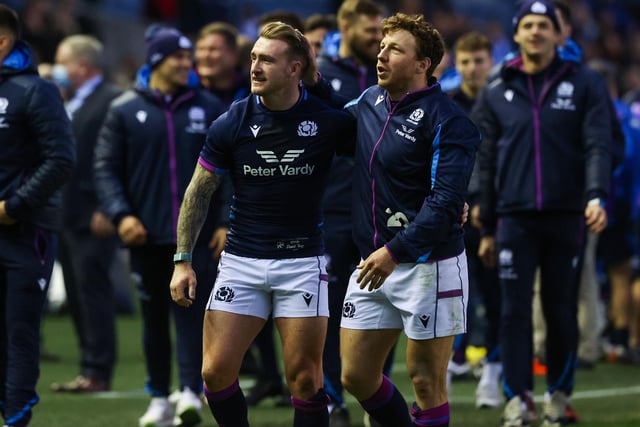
top-left (447, 385), bottom-right (640, 405)
top-left (89, 384), bottom-right (640, 404)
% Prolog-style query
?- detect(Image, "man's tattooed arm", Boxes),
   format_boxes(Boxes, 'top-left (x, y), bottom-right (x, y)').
top-left (176, 164), bottom-right (222, 253)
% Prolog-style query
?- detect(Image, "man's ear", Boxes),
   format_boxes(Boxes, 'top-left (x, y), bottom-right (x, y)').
top-left (417, 57), bottom-right (431, 75)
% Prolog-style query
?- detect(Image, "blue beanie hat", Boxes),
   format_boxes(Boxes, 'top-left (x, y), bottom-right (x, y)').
top-left (512, 0), bottom-right (560, 33)
top-left (145, 25), bottom-right (193, 68)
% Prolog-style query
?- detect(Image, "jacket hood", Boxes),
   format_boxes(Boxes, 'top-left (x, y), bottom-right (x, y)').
top-left (1, 41), bottom-right (37, 76)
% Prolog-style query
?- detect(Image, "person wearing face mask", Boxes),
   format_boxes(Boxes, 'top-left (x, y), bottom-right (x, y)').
top-left (48, 35), bottom-right (122, 394)
top-left (94, 25), bottom-right (228, 427)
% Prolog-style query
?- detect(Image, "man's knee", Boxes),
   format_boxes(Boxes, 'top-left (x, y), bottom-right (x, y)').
top-left (202, 361), bottom-right (236, 391)
top-left (341, 365), bottom-right (378, 398)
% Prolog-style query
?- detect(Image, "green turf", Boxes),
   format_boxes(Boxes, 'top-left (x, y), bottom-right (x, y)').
top-left (33, 314), bottom-right (640, 427)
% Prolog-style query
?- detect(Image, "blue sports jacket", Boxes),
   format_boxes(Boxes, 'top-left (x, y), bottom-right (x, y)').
top-left (473, 54), bottom-right (612, 232)
top-left (94, 66), bottom-right (227, 245)
top-left (346, 80), bottom-right (480, 263)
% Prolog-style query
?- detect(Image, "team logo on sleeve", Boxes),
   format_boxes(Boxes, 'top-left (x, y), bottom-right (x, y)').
top-left (297, 120), bottom-right (318, 137)
top-left (330, 78), bottom-right (342, 92)
top-left (0, 97), bottom-right (8, 114)
top-left (407, 108), bottom-right (424, 125)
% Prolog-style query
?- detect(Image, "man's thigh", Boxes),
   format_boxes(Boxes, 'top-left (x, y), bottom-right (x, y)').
top-left (202, 310), bottom-right (265, 383)
top-left (340, 328), bottom-right (400, 378)
top-left (276, 316), bottom-right (328, 396)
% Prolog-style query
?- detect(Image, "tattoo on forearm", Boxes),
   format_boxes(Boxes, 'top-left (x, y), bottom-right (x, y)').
top-left (176, 165), bottom-right (221, 253)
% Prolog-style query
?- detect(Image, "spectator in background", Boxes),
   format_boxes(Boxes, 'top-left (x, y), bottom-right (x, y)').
top-left (48, 34), bottom-right (122, 394)
top-left (195, 21), bottom-right (250, 107)
top-left (304, 13), bottom-right (337, 57)
top-left (0, 5), bottom-right (75, 426)
top-left (94, 25), bottom-right (227, 427)
top-left (447, 30), bottom-right (501, 409)
top-left (473, 1), bottom-right (611, 426)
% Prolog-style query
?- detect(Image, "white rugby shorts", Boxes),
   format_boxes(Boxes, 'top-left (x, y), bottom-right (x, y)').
top-left (206, 251), bottom-right (329, 319)
top-left (340, 251), bottom-right (468, 340)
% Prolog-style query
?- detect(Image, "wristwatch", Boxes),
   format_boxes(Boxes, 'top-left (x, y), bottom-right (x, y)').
top-left (173, 252), bottom-right (192, 264)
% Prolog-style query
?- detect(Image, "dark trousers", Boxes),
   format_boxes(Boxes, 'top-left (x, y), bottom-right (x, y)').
top-left (497, 213), bottom-right (583, 398)
top-left (464, 223), bottom-right (501, 361)
top-left (0, 223), bottom-right (57, 427)
top-left (57, 230), bottom-right (117, 381)
top-left (130, 243), bottom-right (216, 396)
top-left (322, 232), bottom-right (360, 405)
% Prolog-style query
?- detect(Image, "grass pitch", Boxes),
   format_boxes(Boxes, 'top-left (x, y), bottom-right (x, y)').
top-left (33, 314), bottom-right (640, 427)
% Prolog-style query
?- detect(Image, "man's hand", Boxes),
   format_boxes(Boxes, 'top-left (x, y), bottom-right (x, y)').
top-left (117, 215), bottom-right (147, 245)
top-left (585, 203), bottom-right (607, 233)
top-left (470, 204), bottom-right (482, 229)
top-left (461, 202), bottom-right (470, 226)
top-left (170, 263), bottom-right (197, 307)
top-left (208, 227), bottom-right (228, 260)
top-left (356, 246), bottom-right (398, 291)
top-left (0, 200), bottom-right (17, 225)
top-left (90, 211), bottom-right (116, 238)
top-left (478, 236), bottom-right (497, 268)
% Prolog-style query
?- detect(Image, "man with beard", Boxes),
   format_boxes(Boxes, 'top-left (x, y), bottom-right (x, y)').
top-left (170, 22), bottom-right (356, 427)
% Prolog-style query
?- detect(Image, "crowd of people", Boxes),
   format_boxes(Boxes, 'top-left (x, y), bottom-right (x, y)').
top-left (1, 1), bottom-right (639, 427)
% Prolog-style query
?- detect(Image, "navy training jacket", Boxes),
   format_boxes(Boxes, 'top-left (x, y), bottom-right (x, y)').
top-left (346, 80), bottom-right (480, 263)
top-left (0, 41), bottom-right (75, 231)
top-left (473, 54), bottom-right (612, 232)
top-left (94, 67), bottom-right (227, 245)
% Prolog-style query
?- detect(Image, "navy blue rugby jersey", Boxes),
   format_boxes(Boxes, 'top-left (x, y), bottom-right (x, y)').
top-left (199, 88), bottom-right (356, 259)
